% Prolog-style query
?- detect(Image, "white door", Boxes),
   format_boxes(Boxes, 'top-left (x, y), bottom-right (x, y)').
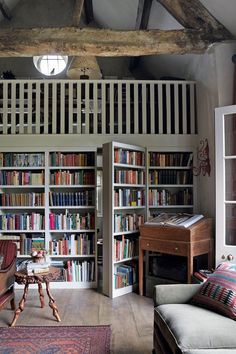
top-left (215, 105), bottom-right (236, 265)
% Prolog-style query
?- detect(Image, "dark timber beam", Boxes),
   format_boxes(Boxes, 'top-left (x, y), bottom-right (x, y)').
top-left (73, 0), bottom-right (84, 26)
top-left (0, 0), bottom-right (11, 20)
top-left (84, 0), bottom-right (94, 25)
top-left (130, 0), bottom-right (153, 71)
top-left (0, 27), bottom-right (232, 57)
top-left (157, 0), bottom-right (232, 36)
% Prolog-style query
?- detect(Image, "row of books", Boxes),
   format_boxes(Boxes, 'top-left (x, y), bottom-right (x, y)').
top-left (148, 152), bottom-right (193, 167)
top-left (149, 170), bottom-right (193, 185)
top-left (114, 235), bottom-right (138, 261)
top-left (148, 189), bottom-right (193, 206)
top-left (0, 234), bottom-right (45, 255)
top-left (49, 191), bottom-right (94, 207)
top-left (114, 170), bottom-right (145, 185)
top-left (114, 149), bottom-right (145, 166)
top-left (0, 171), bottom-right (44, 185)
top-left (114, 189), bottom-right (145, 207)
top-left (49, 233), bottom-right (95, 256)
top-left (49, 212), bottom-right (95, 230)
top-left (114, 213), bottom-right (144, 233)
top-left (50, 152), bottom-right (95, 167)
top-left (0, 213), bottom-right (45, 231)
top-left (0, 153), bottom-right (45, 168)
top-left (0, 192), bottom-right (45, 207)
top-left (50, 170), bottom-right (95, 186)
top-left (64, 260), bottom-right (95, 282)
top-left (114, 264), bottom-right (137, 289)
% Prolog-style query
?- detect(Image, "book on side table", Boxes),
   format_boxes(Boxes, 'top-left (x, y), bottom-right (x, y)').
top-left (146, 212), bottom-right (204, 228)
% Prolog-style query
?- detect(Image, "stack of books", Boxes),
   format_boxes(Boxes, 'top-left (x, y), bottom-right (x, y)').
top-left (192, 269), bottom-right (213, 283)
top-left (26, 261), bottom-right (50, 275)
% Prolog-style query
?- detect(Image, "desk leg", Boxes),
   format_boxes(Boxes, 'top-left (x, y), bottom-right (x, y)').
top-left (38, 283), bottom-right (45, 308)
top-left (139, 246), bottom-right (144, 296)
top-left (10, 283), bottom-right (29, 327)
top-left (45, 281), bottom-right (61, 322)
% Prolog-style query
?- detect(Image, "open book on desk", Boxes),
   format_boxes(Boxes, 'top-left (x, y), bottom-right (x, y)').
top-left (146, 213), bottom-right (204, 228)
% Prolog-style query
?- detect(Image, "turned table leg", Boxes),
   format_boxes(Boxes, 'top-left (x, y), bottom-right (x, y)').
top-left (10, 283), bottom-right (29, 327)
top-left (45, 281), bottom-right (61, 322)
top-left (38, 282), bottom-right (45, 308)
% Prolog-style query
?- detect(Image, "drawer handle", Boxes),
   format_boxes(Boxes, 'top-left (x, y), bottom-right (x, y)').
top-left (146, 242), bottom-right (150, 246)
top-left (174, 247), bottom-right (179, 251)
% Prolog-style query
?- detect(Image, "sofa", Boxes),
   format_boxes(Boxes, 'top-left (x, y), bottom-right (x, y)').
top-left (153, 283), bottom-right (236, 354)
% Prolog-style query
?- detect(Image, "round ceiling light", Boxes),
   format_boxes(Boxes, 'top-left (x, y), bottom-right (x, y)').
top-left (33, 55), bottom-right (68, 76)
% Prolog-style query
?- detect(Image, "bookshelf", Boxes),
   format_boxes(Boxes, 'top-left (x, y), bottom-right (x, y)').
top-left (147, 149), bottom-right (195, 219)
top-left (0, 148), bottom-right (97, 289)
top-left (0, 151), bottom-right (46, 260)
top-left (103, 141), bottom-right (146, 298)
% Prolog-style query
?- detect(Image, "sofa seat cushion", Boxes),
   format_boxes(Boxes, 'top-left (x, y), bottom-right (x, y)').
top-left (155, 304), bottom-right (236, 353)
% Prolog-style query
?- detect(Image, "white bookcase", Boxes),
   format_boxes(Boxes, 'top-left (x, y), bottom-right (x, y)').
top-left (147, 148), bottom-right (195, 220)
top-left (0, 148), bottom-right (97, 289)
top-left (103, 141), bottom-right (146, 298)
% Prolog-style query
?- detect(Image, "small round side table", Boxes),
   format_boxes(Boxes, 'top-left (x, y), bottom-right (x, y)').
top-left (10, 266), bottom-right (61, 327)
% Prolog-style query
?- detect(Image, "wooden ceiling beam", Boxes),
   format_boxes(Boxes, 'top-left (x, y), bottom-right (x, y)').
top-left (0, 27), bottom-right (232, 57)
top-left (73, 0), bottom-right (84, 26)
top-left (84, 0), bottom-right (94, 25)
top-left (157, 0), bottom-right (232, 36)
top-left (0, 0), bottom-right (11, 21)
top-left (130, 0), bottom-right (153, 71)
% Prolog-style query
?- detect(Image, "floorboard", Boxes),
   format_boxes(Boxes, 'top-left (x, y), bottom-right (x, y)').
top-left (0, 289), bottom-right (153, 354)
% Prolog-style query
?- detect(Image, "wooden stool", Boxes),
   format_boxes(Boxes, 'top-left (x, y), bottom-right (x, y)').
top-left (10, 266), bottom-right (61, 327)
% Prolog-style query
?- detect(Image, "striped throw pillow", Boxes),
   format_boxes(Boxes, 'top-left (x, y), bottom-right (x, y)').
top-left (191, 268), bottom-right (236, 320)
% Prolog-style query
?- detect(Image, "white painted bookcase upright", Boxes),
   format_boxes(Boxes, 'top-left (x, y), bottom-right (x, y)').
top-left (102, 141), bottom-right (146, 298)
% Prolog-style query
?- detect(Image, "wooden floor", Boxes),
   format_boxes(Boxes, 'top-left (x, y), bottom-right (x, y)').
top-left (0, 289), bottom-right (154, 354)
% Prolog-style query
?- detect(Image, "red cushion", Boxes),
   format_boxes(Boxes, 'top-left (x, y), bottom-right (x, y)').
top-left (0, 241), bottom-right (16, 269)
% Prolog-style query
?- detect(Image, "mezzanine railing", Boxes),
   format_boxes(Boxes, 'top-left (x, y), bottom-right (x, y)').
top-left (0, 80), bottom-right (196, 135)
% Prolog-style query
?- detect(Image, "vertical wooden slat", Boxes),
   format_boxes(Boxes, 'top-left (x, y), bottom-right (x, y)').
top-left (76, 82), bottom-right (81, 134)
top-left (182, 83), bottom-right (187, 134)
top-left (158, 83), bottom-right (163, 134)
top-left (85, 82), bottom-right (90, 134)
top-left (27, 82), bottom-right (32, 134)
top-left (44, 82), bottom-right (48, 134)
top-left (93, 82), bottom-right (98, 134)
top-left (118, 82), bottom-right (122, 134)
top-left (142, 83), bottom-right (147, 134)
top-left (11, 82), bottom-right (16, 134)
top-left (109, 82), bottom-right (114, 134)
top-left (126, 82), bottom-right (130, 134)
top-left (150, 83), bottom-right (155, 134)
top-left (166, 83), bottom-right (171, 134)
top-left (101, 82), bottom-right (106, 134)
top-left (134, 83), bottom-right (139, 134)
top-left (35, 81), bottom-right (41, 134)
top-left (19, 82), bottom-right (24, 134)
top-left (60, 82), bottom-right (65, 134)
top-left (52, 82), bottom-right (57, 134)
top-left (68, 81), bottom-right (73, 134)
top-left (190, 83), bottom-right (195, 134)
top-left (3, 82), bottom-right (8, 134)
top-left (174, 83), bottom-right (179, 134)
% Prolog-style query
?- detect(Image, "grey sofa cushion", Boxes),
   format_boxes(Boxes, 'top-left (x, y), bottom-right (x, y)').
top-left (155, 304), bottom-right (236, 353)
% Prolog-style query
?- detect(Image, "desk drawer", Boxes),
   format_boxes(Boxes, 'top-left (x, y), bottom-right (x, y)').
top-left (140, 239), bottom-right (188, 256)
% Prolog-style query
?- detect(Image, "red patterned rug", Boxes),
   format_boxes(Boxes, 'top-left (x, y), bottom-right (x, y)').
top-left (0, 325), bottom-right (111, 353)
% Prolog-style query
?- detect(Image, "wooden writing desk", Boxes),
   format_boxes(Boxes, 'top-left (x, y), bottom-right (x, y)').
top-left (139, 218), bottom-right (213, 296)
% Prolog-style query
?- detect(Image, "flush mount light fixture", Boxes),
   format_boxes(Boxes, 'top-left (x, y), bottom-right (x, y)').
top-left (33, 55), bottom-right (68, 76)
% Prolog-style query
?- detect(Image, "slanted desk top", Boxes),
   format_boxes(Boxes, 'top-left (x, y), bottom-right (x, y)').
top-left (139, 218), bottom-right (213, 295)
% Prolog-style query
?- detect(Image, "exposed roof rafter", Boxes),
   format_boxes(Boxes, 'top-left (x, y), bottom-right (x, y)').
top-left (73, 0), bottom-right (84, 26)
top-left (157, 0), bottom-right (232, 36)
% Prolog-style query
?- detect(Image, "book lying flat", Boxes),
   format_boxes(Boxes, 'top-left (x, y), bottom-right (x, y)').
top-left (146, 213), bottom-right (204, 228)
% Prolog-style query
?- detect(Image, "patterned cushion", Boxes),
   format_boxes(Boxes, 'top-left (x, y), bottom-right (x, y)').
top-left (191, 268), bottom-right (236, 320)
top-left (216, 262), bottom-right (236, 271)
